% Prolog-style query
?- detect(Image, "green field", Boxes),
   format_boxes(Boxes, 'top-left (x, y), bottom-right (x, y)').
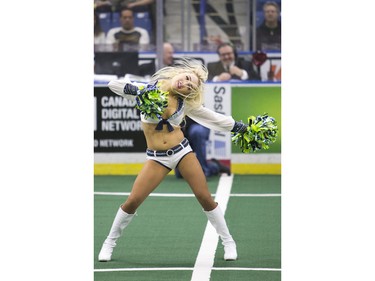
top-left (94, 175), bottom-right (281, 281)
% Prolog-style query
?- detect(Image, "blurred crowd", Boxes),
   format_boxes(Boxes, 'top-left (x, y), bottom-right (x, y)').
top-left (94, 1), bottom-right (281, 82)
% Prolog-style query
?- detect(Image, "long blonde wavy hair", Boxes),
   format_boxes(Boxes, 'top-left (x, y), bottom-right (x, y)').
top-left (149, 57), bottom-right (208, 109)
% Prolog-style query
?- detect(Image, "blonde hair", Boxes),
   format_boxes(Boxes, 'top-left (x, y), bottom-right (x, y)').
top-left (150, 57), bottom-right (208, 109)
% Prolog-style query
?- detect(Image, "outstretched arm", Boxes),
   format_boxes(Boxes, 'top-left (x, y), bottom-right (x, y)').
top-left (187, 105), bottom-right (278, 153)
top-left (186, 105), bottom-right (251, 133)
top-left (108, 79), bottom-right (147, 101)
top-left (186, 105), bottom-right (238, 132)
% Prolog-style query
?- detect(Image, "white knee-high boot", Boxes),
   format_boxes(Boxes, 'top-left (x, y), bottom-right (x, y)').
top-left (98, 207), bottom-right (135, 262)
top-left (204, 205), bottom-right (237, 261)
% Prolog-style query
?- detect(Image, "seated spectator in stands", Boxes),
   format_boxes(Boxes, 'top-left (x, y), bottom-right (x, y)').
top-left (114, 1), bottom-right (155, 44)
top-left (207, 42), bottom-right (261, 82)
top-left (106, 7), bottom-right (150, 51)
top-left (94, 0), bottom-right (113, 13)
top-left (175, 117), bottom-right (230, 179)
top-left (139, 42), bottom-right (174, 77)
top-left (256, 1), bottom-right (281, 51)
top-left (124, 0), bottom-right (155, 44)
top-left (94, 12), bottom-right (106, 45)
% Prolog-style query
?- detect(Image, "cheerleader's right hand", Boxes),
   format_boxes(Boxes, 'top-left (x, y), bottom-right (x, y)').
top-left (123, 83), bottom-right (139, 96)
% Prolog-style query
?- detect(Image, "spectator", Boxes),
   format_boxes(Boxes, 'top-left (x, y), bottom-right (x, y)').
top-left (256, 1), bottom-right (281, 51)
top-left (94, 12), bottom-right (106, 45)
top-left (207, 42), bottom-right (261, 82)
top-left (122, 0), bottom-right (156, 45)
top-left (114, 0), bottom-right (155, 45)
top-left (106, 7), bottom-right (150, 51)
top-left (139, 42), bottom-right (174, 77)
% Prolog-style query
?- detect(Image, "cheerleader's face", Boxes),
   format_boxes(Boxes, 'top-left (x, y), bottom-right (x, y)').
top-left (171, 72), bottom-right (199, 97)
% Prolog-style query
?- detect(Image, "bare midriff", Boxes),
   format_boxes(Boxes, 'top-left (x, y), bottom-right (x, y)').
top-left (143, 123), bottom-right (184, 150)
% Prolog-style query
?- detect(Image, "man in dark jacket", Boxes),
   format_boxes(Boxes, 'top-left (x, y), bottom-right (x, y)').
top-left (207, 42), bottom-right (261, 82)
top-left (256, 1), bottom-right (281, 51)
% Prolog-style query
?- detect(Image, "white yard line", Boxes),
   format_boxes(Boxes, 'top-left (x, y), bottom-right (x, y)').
top-left (94, 192), bottom-right (281, 197)
top-left (94, 267), bottom-right (192, 272)
top-left (230, 193), bottom-right (281, 197)
top-left (94, 267), bottom-right (281, 272)
top-left (212, 267), bottom-right (281, 271)
top-left (94, 192), bottom-right (195, 197)
top-left (190, 174), bottom-right (233, 281)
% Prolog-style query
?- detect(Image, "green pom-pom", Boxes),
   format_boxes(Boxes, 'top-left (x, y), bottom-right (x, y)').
top-left (135, 83), bottom-right (169, 119)
top-left (232, 113), bottom-right (278, 153)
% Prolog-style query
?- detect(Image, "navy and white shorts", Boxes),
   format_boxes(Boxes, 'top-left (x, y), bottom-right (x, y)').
top-left (146, 138), bottom-right (193, 170)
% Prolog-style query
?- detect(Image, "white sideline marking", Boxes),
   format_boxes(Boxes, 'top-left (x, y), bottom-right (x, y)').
top-left (94, 192), bottom-right (281, 197)
top-left (230, 193), bottom-right (281, 197)
top-left (94, 267), bottom-right (281, 272)
top-left (94, 267), bottom-right (192, 272)
top-left (190, 174), bottom-right (234, 281)
top-left (212, 267), bottom-right (281, 271)
top-left (94, 192), bottom-right (195, 197)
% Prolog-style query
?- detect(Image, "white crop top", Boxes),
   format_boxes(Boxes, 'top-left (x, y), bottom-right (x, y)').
top-left (108, 78), bottom-right (235, 132)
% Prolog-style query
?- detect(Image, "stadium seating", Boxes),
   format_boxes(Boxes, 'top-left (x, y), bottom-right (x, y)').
top-left (98, 12), bottom-right (112, 34)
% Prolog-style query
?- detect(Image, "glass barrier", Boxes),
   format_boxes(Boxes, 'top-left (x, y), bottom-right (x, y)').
top-left (95, 0), bottom-right (281, 53)
top-left (94, 0), bottom-right (281, 80)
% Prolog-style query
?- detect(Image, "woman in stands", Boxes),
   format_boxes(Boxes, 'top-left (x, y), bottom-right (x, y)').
top-left (98, 58), bottom-right (248, 262)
